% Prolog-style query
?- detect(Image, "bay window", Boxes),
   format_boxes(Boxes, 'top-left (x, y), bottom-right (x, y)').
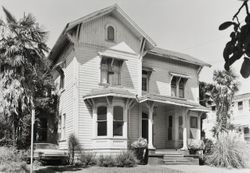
top-left (113, 106), bottom-right (123, 136)
top-left (97, 106), bottom-right (107, 136)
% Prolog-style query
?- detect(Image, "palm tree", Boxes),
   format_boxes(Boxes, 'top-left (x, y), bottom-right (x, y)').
top-left (0, 7), bottom-right (51, 146)
top-left (210, 70), bottom-right (239, 136)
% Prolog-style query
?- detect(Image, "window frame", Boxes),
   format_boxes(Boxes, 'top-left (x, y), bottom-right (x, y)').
top-left (142, 70), bottom-right (149, 92)
top-left (97, 106), bottom-right (108, 137)
top-left (238, 101), bottom-right (243, 111)
top-left (113, 106), bottom-right (124, 137)
top-left (170, 75), bottom-right (187, 98)
top-left (190, 116), bottom-right (198, 129)
top-left (100, 57), bottom-right (123, 86)
top-left (105, 25), bottom-right (116, 42)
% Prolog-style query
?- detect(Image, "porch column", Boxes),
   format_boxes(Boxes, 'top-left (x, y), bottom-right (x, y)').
top-left (197, 113), bottom-right (201, 140)
top-left (106, 97), bottom-right (113, 138)
top-left (181, 109), bottom-right (189, 150)
top-left (146, 101), bottom-right (155, 150)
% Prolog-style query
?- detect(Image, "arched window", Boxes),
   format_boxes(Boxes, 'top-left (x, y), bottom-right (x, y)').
top-left (113, 106), bottom-right (123, 136)
top-left (107, 26), bottom-right (115, 41)
top-left (97, 106), bottom-right (107, 136)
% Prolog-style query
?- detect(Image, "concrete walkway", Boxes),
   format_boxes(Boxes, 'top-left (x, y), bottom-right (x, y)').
top-left (165, 165), bottom-right (250, 173)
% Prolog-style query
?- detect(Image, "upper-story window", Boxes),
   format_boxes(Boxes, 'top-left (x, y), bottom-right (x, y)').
top-left (97, 106), bottom-right (107, 136)
top-left (106, 25), bottom-right (115, 41)
top-left (238, 101), bottom-right (243, 111)
top-left (171, 75), bottom-right (187, 98)
top-left (101, 57), bottom-right (123, 85)
top-left (142, 70), bottom-right (149, 91)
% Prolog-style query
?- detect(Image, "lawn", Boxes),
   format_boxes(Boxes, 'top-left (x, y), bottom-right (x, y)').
top-left (34, 165), bottom-right (183, 173)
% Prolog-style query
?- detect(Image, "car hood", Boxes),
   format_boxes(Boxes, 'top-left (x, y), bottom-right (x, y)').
top-left (35, 149), bottom-right (68, 155)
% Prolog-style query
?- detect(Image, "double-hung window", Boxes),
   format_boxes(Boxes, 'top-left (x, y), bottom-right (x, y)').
top-left (97, 106), bottom-right (107, 136)
top-left (113, 106), bottom-right (124, 136)
top-left (171, 74), bottom-right (188, 98)
top-left (142, 70), bottom-right (149, 91)
top-left (101, 57), bottom-right (122, 85)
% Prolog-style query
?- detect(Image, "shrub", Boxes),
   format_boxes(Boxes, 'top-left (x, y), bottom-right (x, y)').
top-left (205, 131), bottom-right (250, 168)
top-left (97, 155), bottom-right (116, 167)
top-left (203, 138), bottom-right (214, 155)
top-left (116, 151), bottom-right (137, 167)
top-left (0, 138), bottom-right (13, 147)
top-left (131, 138), bottom-right (148, 164)
top-left (79, 152), bottom-right (97, 167)
top-left (0, 147), bottom-right (29, 172)
top-left (68, 133), bottom-right (81, 165)
top-left (188, 139), bottom-right (205, 151)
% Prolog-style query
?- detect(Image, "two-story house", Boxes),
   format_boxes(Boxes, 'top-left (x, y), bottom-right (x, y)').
top-left (203, 93), bottom-right (250, 142)
top-left (49, 4), bottom-right (210, 154)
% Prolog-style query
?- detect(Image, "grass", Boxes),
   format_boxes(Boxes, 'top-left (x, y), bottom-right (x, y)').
top-left (34, 165), bottom-right (182, 173)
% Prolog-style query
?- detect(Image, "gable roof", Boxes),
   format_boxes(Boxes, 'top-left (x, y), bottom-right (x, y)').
top-left (48, 4), bottom-right (156, 62)
top-left (148, 47), bottom-right (211, 67)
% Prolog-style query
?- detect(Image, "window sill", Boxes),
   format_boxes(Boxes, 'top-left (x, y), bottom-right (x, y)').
top-left (93, 137), bottom-right (127, 140)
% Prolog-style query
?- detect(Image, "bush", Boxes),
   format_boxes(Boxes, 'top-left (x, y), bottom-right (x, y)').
top-left (68, 133), bottom-right (81, 165)
top-left (205, 131), bottom-right (250, 168)
top-left (116, 151), bottom-right (137, 167)
top-left (0, 138), bottom-right (13, 147)
top-left (203, 138), bottom-right (214, 155)
top-left (97, 155), bottom-right (116, 167)
top-left (0, 147), bottom-right (29, 172)
top-left (131, 138), bottom-right (148, 164)
top-left (79, 152), bottom-right (97, 167)
top-left (188, 139), bottom-right (205, 151)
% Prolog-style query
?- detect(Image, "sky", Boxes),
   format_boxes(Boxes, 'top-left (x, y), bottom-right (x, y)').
top-left (1, 0), bottom-right (250, 94)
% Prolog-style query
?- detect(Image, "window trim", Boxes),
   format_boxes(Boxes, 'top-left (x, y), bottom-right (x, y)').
top-left (170, 75), bottom-right (188, 98)
top-left (100, 56), bottom-right (123, 86)
top-left (97, 105), bottom-right (108, 137)
top-left (105, 24), bottom-right (116, 42)
top-left (113, 105), bottom-right (124, 137)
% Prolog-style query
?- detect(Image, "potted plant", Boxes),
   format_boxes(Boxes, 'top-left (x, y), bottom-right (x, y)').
top-left (131, 137), bottom-right (148, 164)
top-left (188, 139), bottom-right (205, 155)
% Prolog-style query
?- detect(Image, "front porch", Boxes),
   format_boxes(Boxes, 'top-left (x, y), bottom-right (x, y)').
top-left (139, 98), bottom-right (205, 152)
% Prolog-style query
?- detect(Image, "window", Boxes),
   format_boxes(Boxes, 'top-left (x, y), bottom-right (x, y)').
top-left (62, 114), bottom-right (66, 139)
top-left (39, 118), bottom-right (47, 142)
top-left (113, 106), bottom-right (123, 136)
top-left (178, 116), bottom-right (183, 140)
top-left (168, 116), bottom-right (173, 140)
top-left (238, 101), bottom-right (243, 111)
top-left (107, 26), bottom-right (115, 41)
top-left (179, 78), bottom-right (186, 98)
top-left (142, 70), bottom-right (149, 91)
top-left (190, 116), bottom-right (198, 128)
top-left (171, 76), bottom-right (187, 98)
top-left (211, 106), bottom-right (216, 111)
top-left (171, 76), bottom-right (177, 97)
top-left (97, 106), bottom-right (107, 136)
top-left (101, 57), bottom-right (122, 85)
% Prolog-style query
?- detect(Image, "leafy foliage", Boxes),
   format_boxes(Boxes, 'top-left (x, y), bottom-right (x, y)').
top-left (68, 133), bottom-right (81, 165)
top-left (205, 131), bottom-right (250, 168)
top-left (78, 152), bottom-right (97, 167)
top-left (0, 7), bottom-right (57, 148)
top-left (0, 147), bottom-right (29, 172)
top-left (115, 151), bottom-right (137, 167)
top-left (97, 155), bottom-right (116, 167)
top-left (219, 0), bottom-right (250, 78)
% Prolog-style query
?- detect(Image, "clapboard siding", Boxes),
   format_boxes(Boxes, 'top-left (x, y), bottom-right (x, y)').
top-left (128, 103), bottom-right (140, 143)
top-left (143, 54), bottom-right (200, 102)
top-left (79, 15), bottom-right (141, 54)
top-left (53, 46), bottom-right (78, 149)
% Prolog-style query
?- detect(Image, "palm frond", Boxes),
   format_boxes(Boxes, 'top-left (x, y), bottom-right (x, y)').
top-left (2, 6), bottom-right (17, 24)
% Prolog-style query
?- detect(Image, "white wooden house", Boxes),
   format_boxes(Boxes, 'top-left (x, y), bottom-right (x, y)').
top-left (49, 4), bottom-right (211, 154)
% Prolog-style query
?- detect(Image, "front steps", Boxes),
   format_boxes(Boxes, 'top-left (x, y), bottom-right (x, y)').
top-left (149, 149), bottom-right (199, 165)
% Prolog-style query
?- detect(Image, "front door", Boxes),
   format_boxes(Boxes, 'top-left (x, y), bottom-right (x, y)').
top-left (142, 112), bottom-right (148, 140)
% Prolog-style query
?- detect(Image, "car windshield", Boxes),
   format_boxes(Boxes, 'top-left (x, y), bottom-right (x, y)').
top-left (35, 143), bottom-right (58, 150)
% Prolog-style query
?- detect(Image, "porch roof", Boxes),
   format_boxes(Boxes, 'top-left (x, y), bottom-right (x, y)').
top-left (83, 88), bottom-right (135, 100)
top-left (139, 93), bottom-right (210, 112)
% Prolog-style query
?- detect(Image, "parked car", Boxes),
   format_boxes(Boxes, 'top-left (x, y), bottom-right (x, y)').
top-left (26, 143), bottom-right (69, 164)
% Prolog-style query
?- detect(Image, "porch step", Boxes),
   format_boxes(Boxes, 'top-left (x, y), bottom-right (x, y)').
top-left (150, 150), bottom-right (199, 165)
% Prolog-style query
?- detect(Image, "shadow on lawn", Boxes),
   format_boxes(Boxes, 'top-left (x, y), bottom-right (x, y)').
top-left (34, 165), bottom-right (82, 173)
